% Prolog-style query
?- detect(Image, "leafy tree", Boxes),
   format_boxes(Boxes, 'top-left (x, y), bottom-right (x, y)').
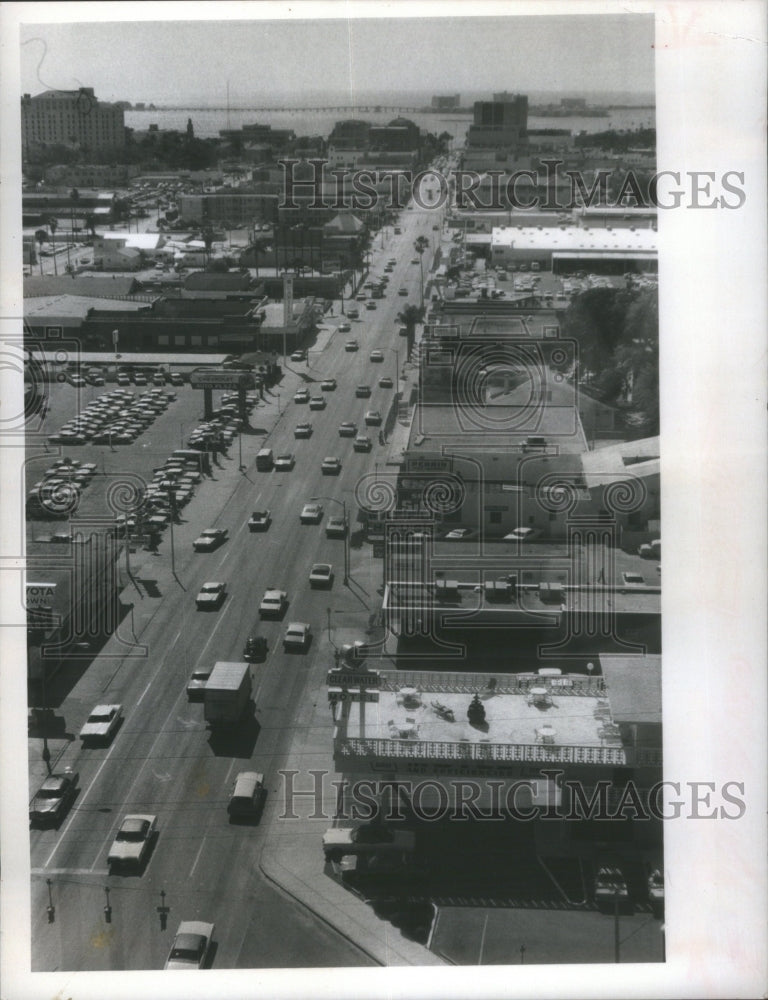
top-left (560, 285), bottom-right (659, 437)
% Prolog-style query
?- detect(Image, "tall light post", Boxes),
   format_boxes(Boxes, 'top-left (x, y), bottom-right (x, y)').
top-left (388, 346), bottom-right (399, 388)
top-left (311, 495), bottom-right (348, 584)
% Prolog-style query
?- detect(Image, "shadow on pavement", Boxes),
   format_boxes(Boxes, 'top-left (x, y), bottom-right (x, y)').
top-left (207, 710), bottom-right (261, 758)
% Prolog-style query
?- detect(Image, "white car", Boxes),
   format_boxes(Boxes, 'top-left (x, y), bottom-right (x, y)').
top-left (248, 510), bottom-right (271, 531)
top-left (195, 581), bottom-right (227, 610)
top-left (193, 528), bottom-right (228, 552)
top-left (186, 667), bottom-right (211, 701)
top-left (228, 771), bottom-right (266, 820)
top-left (300, 502), bottom-right (323, 523)
top-left (369, 350), bottom-right (384, 362)
top-left (503, 527), bottom-right (539, 543)
top-left (283, 621), bottom-right (312, 651)
top-left (164, 921), bottom-right (215, 970)
top-left (274, 453), bottom-right (295, 471)
top-left (293, 388), bottom-right (310, 404)
top-left (321, 456), bottom-right (342, 475)
top-left (259, 588), bottom-right (288, 618)
top-left (294, 421), bottom-right (313, 438)
top-left (309, 563), bottom-right (334, 588)
top-left (444, 527), bottom-right (476, 541)
top-left (108, 814), bottom-right (157, 871)
top-left (322, 824), bottom-right (416, 859)
top-left (364, 410), bottom-right (382, 426)
top-left (320, 378), bottom-right (337, 391)
top-left (80, 704), bottom-right (123, 744)
top-left (325, 516), bottom-right (347, 537)
top-left (309, 395), bottom-right (326, 410)
top-left (337, 322), bottom-right (351, 332)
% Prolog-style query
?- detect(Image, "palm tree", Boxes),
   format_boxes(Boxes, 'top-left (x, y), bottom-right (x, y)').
top-left (83, 212), bottom-right (98, 240)
top-left (42, 215), bottom-right (58, 275)
top-left (202, 227), bottom-right (215, 266)
top-left (69, 188), bottom-right (80, 244)
top-left (34, 229), bottom-right (48, 275)
top-left (413, 238), bottom-right (428, 308)
top-left (396, 303), bottom-right (425, 358)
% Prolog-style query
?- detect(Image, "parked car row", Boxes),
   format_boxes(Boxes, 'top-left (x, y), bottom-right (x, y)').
top-left (114, 451), bottom-right (206, 541)
top-left (47, 386), bottom-right (175, 448)
top-left (27, 458), bottom-right (97, 521)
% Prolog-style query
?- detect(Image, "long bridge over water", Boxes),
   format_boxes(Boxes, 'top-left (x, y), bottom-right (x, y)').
top-left (150, 105), bottom-right (466, 115)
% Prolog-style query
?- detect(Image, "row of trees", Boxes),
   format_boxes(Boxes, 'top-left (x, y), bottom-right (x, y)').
top-left (559, 284), bottom-right (659, 437)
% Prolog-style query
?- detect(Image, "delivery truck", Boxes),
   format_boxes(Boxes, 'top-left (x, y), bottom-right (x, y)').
top-left (203, 661), bottom-right (252, 726)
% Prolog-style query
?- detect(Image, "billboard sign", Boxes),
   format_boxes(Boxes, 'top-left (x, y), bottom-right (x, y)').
top-left (189, 369), bottom-right (255, 390)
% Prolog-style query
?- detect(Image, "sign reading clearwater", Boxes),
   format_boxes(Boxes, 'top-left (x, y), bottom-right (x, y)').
top-left (189, 369), bottom-right (256, 390)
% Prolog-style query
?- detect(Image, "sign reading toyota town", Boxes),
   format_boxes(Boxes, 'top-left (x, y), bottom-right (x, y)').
top-left (26, 582), bottom-right (57, 609)
top-left (189, 369), bottom-right (256, 390)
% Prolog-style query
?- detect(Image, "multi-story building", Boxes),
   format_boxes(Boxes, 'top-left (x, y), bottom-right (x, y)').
top-left (467, 94), bottom-right (528, 151)
top-left (431, 95), bottom-right (461, 111)
top-left (21, 88), bottom-right (126, 156)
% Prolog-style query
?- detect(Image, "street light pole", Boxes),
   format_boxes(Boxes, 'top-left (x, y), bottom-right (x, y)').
top-left (169, 489), bottom-right (176, 577)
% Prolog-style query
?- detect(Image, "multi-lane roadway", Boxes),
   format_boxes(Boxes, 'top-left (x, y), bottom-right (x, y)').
top-left (29, 207), bottom-right (437, 970)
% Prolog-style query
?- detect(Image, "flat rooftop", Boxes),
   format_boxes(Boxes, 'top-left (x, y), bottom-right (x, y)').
top-left (410, 402), bottom-right (587, 453)
top-left (490, 225), bottom-right (657, 254)
top-left (383, 579), bottom-right (661, 619)
top-left (339, 685), bottom-right (622, 755)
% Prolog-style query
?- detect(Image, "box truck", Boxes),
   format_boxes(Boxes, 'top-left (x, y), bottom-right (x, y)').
top-left (203, 661), bottom-right (252, 726)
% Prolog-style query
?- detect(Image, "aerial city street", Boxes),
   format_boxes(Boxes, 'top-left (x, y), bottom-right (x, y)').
top-left (16, 16), bottom-right (670, 975)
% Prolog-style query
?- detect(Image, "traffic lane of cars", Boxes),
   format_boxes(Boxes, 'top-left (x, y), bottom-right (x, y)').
top-left (28, 236), bottom-right (414, 960)
top-left (30, 513), bottom-right (332, 968)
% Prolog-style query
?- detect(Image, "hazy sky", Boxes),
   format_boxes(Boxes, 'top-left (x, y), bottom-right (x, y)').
top-left (19, 12), bottom-right (654, 105)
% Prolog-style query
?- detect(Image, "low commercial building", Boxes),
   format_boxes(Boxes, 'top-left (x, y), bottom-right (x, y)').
top-left (328, 660), bottom-right (662, 817)
top-left (180, 272), bottom-right (265, 300)
top-left (490, 225), bottom-right (658, 273)
top-left (43, 163), bottom-right (140, 188)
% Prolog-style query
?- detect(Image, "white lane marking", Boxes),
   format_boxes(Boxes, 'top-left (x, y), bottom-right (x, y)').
top-left (44, 738), bottom-right (121, 868)
top-left (197, 606), bottom-right (235, 660)
top-left (215, 489), bottom-right (262, 568)
top-left (135, 676), bottom-right (154, 709)
top-left (188, 838), bottom-right (206, 878)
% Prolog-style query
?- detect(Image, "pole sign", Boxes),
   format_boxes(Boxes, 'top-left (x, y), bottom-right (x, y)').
top-left (26, 582), bottom-right (57, 609)
top-left (189, 369), bottom-right (255, 390)
top-left (283, 273), bottom-right (294, 327)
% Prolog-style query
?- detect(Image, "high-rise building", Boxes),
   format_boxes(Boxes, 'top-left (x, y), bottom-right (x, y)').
top-left (21, 88), bottom-right (126, 156)
top-left (467, 93), bottom-right (528, 150)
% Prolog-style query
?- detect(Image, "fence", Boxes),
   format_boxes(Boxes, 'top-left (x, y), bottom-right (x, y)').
top-left (376, 669), bottom-right (605, 697)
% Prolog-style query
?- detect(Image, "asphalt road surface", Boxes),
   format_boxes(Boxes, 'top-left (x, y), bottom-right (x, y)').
top-left (29, 206), bottom-right (436, 970)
